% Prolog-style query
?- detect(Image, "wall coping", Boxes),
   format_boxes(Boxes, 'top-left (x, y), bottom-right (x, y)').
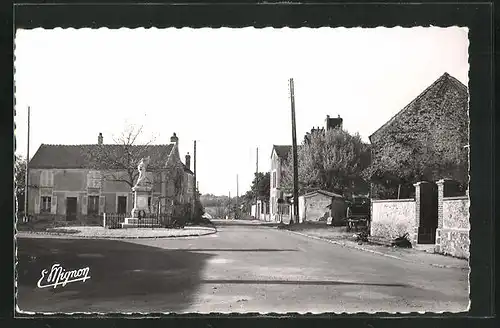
top-left (443, 196), bottom-right (469, 201)
top-left (371, 198), bottom-right (415, 203)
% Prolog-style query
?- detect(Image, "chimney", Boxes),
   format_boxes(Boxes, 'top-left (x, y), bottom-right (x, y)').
top-left (98, 132), bottom-right (103, 145)
top-left (185, 152), bottom-right (191, 170)
top-left (170, 132), bottom-right (178, 144)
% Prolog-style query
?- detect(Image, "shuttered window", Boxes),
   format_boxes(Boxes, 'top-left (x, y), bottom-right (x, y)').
top-left (41, 196), bottom-right (51, 213)
top-left (40, 171), bottom-right (53, 187)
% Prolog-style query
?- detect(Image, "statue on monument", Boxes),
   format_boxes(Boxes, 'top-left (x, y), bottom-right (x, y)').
top-left (134, 156), bottom-right (151, 188)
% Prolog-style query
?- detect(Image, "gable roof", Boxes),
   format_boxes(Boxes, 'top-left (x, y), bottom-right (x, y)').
top-left (272, 145), bottom-right (292, 159)
top-left (369, 72), bottom-right (468, 143)
top-left (302, 189), bottom-right (344, 199)
top-left (29, 144), bottom-right (176, 170)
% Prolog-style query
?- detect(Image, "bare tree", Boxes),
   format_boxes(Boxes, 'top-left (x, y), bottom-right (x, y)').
top-left (83, 124), bottom-right (165, 189)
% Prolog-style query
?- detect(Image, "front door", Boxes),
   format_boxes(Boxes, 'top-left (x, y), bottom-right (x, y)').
top-left (66, 197), bottom-right (77, 221)
top-left (117, 196), bottom-right (127, 214)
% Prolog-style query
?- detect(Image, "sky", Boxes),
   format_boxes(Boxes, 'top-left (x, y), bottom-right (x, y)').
top-left (14, 27), bottom-right (469, 197)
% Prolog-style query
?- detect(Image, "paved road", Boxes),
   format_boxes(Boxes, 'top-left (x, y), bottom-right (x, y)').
top-left (16, 220), bottom-right (469, 314)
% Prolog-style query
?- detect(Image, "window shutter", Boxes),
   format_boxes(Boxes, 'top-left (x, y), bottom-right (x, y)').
top-left (49, 171), bottom-right (54, 187)
top-left (34, 195), bottom-right (40, 214)
top-left (40, 171), bottom-right (46, 187)
top-left (99, 196), bottom-right (105, 214)
top-left (51, 196), bottom-right (57, 214)
top-left (82, 196), bottom-right (88, 215)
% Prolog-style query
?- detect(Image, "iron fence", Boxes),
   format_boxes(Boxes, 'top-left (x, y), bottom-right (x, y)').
top-left (102, 212), bottom-right (188, 229)
top-left (103, 213), bottom-right (126, 229)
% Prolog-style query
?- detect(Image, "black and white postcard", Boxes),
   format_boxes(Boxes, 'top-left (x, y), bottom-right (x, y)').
top-left (14, 24), bottom-right (474, 315)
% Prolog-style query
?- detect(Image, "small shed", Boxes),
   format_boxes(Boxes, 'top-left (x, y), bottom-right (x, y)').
top-left (299, 190), bottom-right (346, 223)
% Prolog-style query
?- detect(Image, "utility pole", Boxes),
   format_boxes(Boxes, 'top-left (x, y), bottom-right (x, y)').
top-left (289, 78), bottom-right (299, 225)
top-left (192, 140), bottom-right (197, 221)
top-left (255, 147), bottom-right (259, 219)
top-left (228, 191), bottom-right (231, 219)
top-left (24, 106), bottom-right (30, 221)
top-left (236, 174), bottom-right (239, 219)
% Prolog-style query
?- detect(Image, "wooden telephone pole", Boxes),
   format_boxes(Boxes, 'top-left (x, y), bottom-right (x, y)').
top-left (289, 78), bottom-right (299, 224)
top-left (24, 106), bottom-right (30, 219)
top-left (255, 147), bottom-right (259, 219)
top-left (192, 140), bottom-right (197, 221)
top-left (236, 174), bottom-right (239, 219)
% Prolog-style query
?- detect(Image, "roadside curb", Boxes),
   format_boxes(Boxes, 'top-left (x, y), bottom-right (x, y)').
top-left (282, 229), bottom-right (467, 269)
top-left (15, 227), bottom-right (217, 240)
top-left (285, 230), bottom-right (411, 262)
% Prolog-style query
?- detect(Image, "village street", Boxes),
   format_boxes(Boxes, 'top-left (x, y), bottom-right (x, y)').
top-left (16, 220), bottom-right (469, 314)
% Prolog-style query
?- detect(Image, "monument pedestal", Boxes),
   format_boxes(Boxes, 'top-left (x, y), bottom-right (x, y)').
top-left (130, 185), bottom-right (152, 218)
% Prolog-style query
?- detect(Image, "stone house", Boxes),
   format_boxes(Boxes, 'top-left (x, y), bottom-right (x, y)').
top-left (27, 133), bottom-right (194, 220)
top-left (298, 190), bottom-right (347, 224)
top-left (367, 72), bottom-right (470, 257)
top-left (367, 72), bottom-right (469, 199)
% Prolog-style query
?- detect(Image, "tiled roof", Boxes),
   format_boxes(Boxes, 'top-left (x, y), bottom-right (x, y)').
top-left (302, 189), bottom-right (344, 199)
top-left (272, 145), bottom-right (292, 159)
top-left (29, 144), bottom-right (175, 170)
top-left (369, 72), bottom-right (468, 143)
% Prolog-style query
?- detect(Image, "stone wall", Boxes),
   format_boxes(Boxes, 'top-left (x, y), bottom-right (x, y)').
top-left (436, 195), bottom-right (470, 259)
top-left (370, 199), bottom-right (416, 240)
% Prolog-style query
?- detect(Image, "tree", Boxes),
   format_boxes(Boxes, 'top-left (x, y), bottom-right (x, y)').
top-left (282, 128), bottom-right (371, 197)
top-left (251, 172), bottom-right (270, 202)
top-left (15, 155), bottom-right (26, 212)
top-left (83, 124), bottom-right (163, 189)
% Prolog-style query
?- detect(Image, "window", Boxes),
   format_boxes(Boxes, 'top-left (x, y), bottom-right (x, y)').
top-left (41, 196), bottom-right (51, 213)
top-left (40, 171), bottom-right (54, 187)
top-left (87, 171), bottom-right (102, 189)
top-left (88, 196), bottom-right (99, 215)
top-left (282, 205), bottom-right (290, 215)
top-left (272, 171), bottom-right (277, 188)
top-left (148, 197), bottom-right (152, 209)
top-left (265, 202), bottom-right (270, 214)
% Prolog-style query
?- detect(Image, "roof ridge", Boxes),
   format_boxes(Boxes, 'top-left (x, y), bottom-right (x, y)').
top-left (369, 72), bottom-right (458, 142)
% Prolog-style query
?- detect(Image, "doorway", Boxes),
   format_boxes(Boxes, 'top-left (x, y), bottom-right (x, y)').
top-left (66, 197), bottom-right (77, 221)
top-left (417, 182), bottom-right (438, 244)
top-left (117, 196), bottom-right (127, 214)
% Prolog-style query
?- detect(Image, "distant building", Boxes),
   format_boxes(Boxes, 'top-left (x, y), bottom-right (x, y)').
top-left (304, 115), bottom-right (343, 144)
top-left (27, 133), bottom-right (194, 220)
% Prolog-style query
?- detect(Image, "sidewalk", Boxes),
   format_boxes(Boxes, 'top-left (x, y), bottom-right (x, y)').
top-left (16, 226), bottom-right (217, 239)
top-left (281, 226), bottom-right (469, 270)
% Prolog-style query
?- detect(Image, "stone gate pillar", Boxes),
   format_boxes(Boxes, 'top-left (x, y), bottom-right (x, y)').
top-left (412, 181), bottom-right (422, 246)
top-left (435, 179), bottom-right (445, 253)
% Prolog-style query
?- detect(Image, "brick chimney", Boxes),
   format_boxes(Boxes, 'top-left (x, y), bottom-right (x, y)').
top-left (98, 132), bottom-right (103, 145)
top-left (170, 132), bottom-right (178, 144)
top-left (185, 152), bottom-right (191, 170)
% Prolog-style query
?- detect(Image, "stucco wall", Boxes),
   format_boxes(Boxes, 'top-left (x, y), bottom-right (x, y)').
top-left (437, 196), bottom-right (470, 259)
top-left (304, 194), bottom-right (332, 222)
top-left (370, 199), bottom-right (416, 240)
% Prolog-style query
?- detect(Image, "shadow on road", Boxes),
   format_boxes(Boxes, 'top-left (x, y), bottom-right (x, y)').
top-left (212, 220), bottom-right (279, 228)
top-left (184, 248), bottom-right (298, 252)
top-left (200, 279), bottom-right (409, 287)
top-left (16, 238), bottom-right (215, 313)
